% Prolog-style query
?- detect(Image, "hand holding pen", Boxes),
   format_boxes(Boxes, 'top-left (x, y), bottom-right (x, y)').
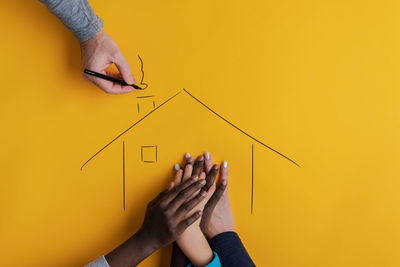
top-left (81, 30), bottom-right (140, 94)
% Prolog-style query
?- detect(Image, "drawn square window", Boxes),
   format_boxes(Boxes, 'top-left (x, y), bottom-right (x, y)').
top-left (137, 96), bottom-right (156, 114)
top-left (141, 145), bottom-right (157, 163)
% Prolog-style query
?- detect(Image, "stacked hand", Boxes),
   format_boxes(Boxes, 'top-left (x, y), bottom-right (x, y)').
top-left (105, 176), bottom-right (208, 266)
top-left (138, 176), bottom-right (207, 249)
top-left (176, 153), bottom-right (234, 240)
top-left (105, 152), bottom-right (234, 267)
top-left (172, 155), bottom-right (217, 266)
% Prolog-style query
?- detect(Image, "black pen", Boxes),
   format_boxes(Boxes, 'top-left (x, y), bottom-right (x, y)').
top-left (83, 69), bottom-right (144, 90)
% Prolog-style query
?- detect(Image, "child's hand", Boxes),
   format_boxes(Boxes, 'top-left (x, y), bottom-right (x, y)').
top-left (172, 153), bottom-right (217, 266)
top-left (173, 154), bottom-right (217, 226)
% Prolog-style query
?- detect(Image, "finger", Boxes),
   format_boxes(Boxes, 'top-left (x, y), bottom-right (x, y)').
top-left (168, 181), bottom-right (175, 190)
top-left (205, 161), bottom-right (228, 206)
top-left (184, 153), bottom-right (194, 165)
top-left (192, 155), bottom-right (205, 176)
top-left (195, 172), bottom-right (207, 195)
top-left (105, 71), bottom-right (137, 92)
top-left (174, 168), bottom-right (183, 185)
top-left (174, 163), bottom-right (181, 173)
top-left (176, 210), bottom-right (202, 235)
top-left (200, 181), bottom-right (227, 231)
top-left (167, 179), bottom-right (206, 212)
top-left (204, 152), bottom-right (213, 173)
top-left (203, 165), bottom-right (219, 192)
top-left (200, 183), bottom-right (217, 206)
top-left (85, 74), bottom-right (134, 94)
top-left (160, 175), bottom-right (199, 207)
top-left (200, 181), bottom-right (228, 233)
top-left (104, 71), bottom-right (123, 80)
top-left (176, 190), bottom-right (207, 218)
top-left (182, 161), bottom-right (193, 182)
top-left (205, 180), bottom-right (227, 211)
top-left (113, 53), bottom-right (136, 85)
top-left (220, 160), bottom-right (228, 185)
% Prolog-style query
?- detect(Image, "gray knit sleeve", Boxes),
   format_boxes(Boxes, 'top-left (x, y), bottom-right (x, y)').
top-left (85, 255), bottom-right (110, 267)
top-left (39, 0), bottom-right (104, 42)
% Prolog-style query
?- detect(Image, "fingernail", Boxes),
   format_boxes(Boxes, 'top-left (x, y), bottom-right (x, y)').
top-left (222, 180), bottom-right (227, 186)
top-left (198, 155), bottom-right (204, 161)
top-left (185, 153), bottom-right (191, 159)
top-left (174, 164), bottom-right (180, 171)
top-left (200, 180), bottom-right (206, 185)
top-left (223, 161), bottom-right (228, 168)
top-left (205, 152), bottom-right (210, 159)
top-left (193, 175), bottom-right (199, 181)
top-left (213, 164), bottom-right (219, 170)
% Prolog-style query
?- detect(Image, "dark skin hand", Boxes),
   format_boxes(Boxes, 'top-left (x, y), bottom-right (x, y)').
top-left (184, 154), bottom-right (228, 237)
top-left (106, 176), bottom-right (207, 267)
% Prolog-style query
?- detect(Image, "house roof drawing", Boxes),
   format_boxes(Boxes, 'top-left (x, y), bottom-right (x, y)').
top-left (80, 88), bottom-right (299, 170)
top-left (80, 88), bottom-right (300, 213)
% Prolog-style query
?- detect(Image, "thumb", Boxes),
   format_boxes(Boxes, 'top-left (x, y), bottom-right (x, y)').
top-left (114, 54), bottom-right (136, 85)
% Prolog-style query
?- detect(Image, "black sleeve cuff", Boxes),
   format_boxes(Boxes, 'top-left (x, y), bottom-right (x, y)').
top-left (209, 231), bottom-right (255, 266)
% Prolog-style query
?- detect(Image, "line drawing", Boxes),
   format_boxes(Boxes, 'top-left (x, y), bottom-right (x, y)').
top-left (136, 96), bottom-right (156, 114)
top-left (123, 141), bottom-right (126, 211)
top-left (137, 55), bottom-right (148, 90)
top-left (136, 95), bottom-right (155, 99)
top-left (80, 91), bottom-right (181, 170)
top-left (251, 144), bottom-right (254, 215)
top-left (81, 89), bottom-right (298, 170)
top-left (82, 56), bottom-right (299, 213)
top-left (183, 89), bottom-right (300, 167)
top-left (140, 145), bottom-right (158, 163)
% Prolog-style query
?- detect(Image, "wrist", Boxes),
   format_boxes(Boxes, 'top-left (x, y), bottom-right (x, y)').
top-left (80, 29), bottom-right (105, 46)
top-left (105, 228), bottom-right (159, 266)
top-left (205, 223), bottom-right (235, 240)
top-left (135, 227), bottom-right (160, 256)
top-left (177, 227), bottom-right (213, 266)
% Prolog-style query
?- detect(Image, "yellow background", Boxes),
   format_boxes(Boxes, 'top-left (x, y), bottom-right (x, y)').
top-left (1, 0), bottom-right (400, 266)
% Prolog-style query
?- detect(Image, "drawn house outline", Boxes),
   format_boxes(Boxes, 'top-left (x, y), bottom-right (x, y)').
top-left (80, 88), bottom-right (299, 213)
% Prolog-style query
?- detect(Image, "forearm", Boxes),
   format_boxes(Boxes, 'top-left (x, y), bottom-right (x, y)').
top-left (170, 242), bottom-right (189, 267)
top-left (177, 226), bottom-right (214, 267)
top-left (39, 0), bottom-right (103, 42)
top-left (105, 229), bottom-right (157, 267)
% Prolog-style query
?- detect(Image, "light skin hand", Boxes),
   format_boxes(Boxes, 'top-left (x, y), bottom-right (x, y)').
top-left (201, 153), bottom-right (234, 240)
top-left (176, 153), bottom-right (234, 240)
top-left (174, 155), bottom-right (217, 224)
top-left (180, 152), bottom-right (234, 240)
top-left (80, 30), bottom-right (136, 94)
top-left (173, 154), bottom-right (216, 266)
top-left (105, 177), bottom-right (206, 267)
